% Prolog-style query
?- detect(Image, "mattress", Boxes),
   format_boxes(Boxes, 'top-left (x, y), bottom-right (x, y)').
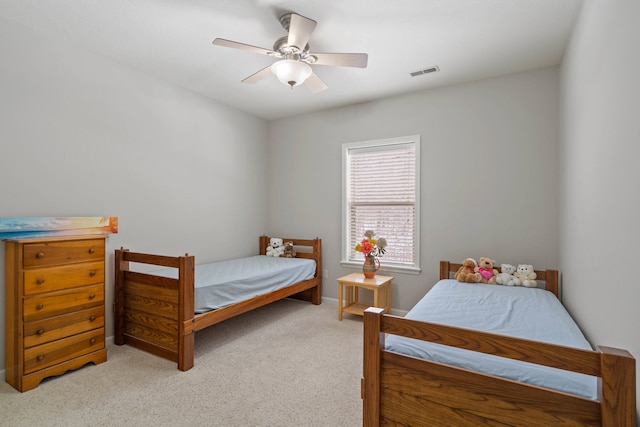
top-left (155, 255), bottom-right (316, 313)
top-left (385, 279), bottom-right (598, 399)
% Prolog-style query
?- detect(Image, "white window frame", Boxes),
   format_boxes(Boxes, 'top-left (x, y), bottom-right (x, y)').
top-left (341, 135), bottom-right (421, 274)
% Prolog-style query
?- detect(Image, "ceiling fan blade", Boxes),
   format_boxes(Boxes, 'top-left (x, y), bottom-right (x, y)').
top-left (287, 13), bottom-right (317, 50)
top-left (213, 38), bottom-right (274, 56)
top-left (241, 65), bottom-right (273, 84)
top-left (312, 52), bottom-right (368, 68)
top-left (305, 72), bottom-right (328, 93)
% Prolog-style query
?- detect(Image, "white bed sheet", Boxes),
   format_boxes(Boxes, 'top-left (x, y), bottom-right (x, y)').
top-left (154, 255), bottom-right (316, 313)
top-left (385, 280), bottom-right (598, 399)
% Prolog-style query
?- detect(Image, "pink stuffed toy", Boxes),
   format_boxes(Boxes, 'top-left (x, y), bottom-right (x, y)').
top-left (475, 257), bottom-right (498, 284)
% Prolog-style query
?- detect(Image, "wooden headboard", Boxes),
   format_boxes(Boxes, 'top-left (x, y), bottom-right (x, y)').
top-left (259, 235), bottom-right (322, 277)
top-left (439, 260), bottom-right (559, 298)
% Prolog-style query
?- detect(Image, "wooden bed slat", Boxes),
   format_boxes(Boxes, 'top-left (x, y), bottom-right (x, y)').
top-left (123, 270), bottom-right (180, 289)
top-left (123, 309), bottom-right (178, 336)
top-left (122, 251), bottom-right (182, 268)
top-left (191, 276), bottom-right (321, 332)
top-left (123, 277), bottom-right (179, 314)
top-left (123, 321), bottom-right (178, 352)
top-left (123, 292), bottom-right (179, 320)
top-left (381, 314), bottom-right (602, 376)
top-left (382, 351), bottom-right (601, 426)
top-left (122, 335), bottom-right (178, 363)
top-left (380, 388), bottom-right (512, 427)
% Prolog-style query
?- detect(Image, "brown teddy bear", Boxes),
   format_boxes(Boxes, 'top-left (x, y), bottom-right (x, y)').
top-left (455, 258), bottom-right (481, 283)
top-left (282, 241), bottom-right (297, 258)
top-left (475, 257), bottom-right (498, 284)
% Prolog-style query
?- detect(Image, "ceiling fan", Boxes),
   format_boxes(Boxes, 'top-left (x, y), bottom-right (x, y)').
top-left (212, 12), bottom-right (368, 93)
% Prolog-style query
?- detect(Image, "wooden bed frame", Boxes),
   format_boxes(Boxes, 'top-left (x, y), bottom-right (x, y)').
top-left (362, 260), bottom-right (636, 426)
top-left (114, 236), bottom-right (322, 371)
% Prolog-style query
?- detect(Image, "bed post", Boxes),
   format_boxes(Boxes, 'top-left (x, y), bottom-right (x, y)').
top-left (178, 254), bottom-right (195, 371)
top-left (114, 248), bottom-right (129, 346)
top-left (259, 235), bottom-right (269, 255)
top-left (544, 269), bottom-right (559, 298)
top-left (440, 260), bottom-right (451, 280)
top-left (363, 307), bottom-right (384, 427)
top-left (311, 237), bottom-right (322, 305)
top-left (597, 345), bottom-right (636, 426)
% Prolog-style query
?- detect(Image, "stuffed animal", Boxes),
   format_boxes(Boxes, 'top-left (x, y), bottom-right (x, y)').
top-left (495, 263), bottom-right (520, 286)
top-left (266, 237), bottom-right (285, 257)
top-left (282, 241), bottom-right (297, 258)
top-left (455, 258), bottom-right (481, 283)
top-left (475, 257), bottom-right (498, 284)
top-left (515, 264), bottom-right (537, 288)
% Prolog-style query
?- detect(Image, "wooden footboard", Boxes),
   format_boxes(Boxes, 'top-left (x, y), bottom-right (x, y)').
top-left (114, 236), bottom-right (322, 371)
top-left (114, 250), bottom-right (195, 370)
top-left (362, 308), bottom-right (636, 426)
top-left (361, 261), bottom-right (636, 426)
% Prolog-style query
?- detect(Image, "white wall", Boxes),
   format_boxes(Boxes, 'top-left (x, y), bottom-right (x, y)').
top-left (268, 67), bottom-right (560, 311)
top-left (560, 0), bottom-right (640, 420)
top-left (0, 17), bottom-right (268, 372)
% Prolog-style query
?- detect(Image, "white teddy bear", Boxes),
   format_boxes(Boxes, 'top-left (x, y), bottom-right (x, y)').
top-left (495, 264), bottom-right (520, 286)
top-left (515, 264), bottom-right (537, 288)
top-left (266, 237), bottom-right (285, 257)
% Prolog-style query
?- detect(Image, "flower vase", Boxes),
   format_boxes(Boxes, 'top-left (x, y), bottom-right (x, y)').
top-left (363, 257), bottom-right (380, 279)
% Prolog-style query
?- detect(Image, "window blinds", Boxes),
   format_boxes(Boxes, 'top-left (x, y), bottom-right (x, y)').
top-left (347, 143), bottom-right (416, 265)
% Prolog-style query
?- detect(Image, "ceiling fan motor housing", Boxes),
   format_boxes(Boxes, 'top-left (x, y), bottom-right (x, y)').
top-left (273, 36), bottom-right (309, 55)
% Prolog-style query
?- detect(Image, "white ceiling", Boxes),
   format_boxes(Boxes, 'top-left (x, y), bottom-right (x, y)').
top-left (0, 0), bottom-right (583, 120)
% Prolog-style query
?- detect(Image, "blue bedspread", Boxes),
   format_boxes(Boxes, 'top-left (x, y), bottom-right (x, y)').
top-left (385, 280), bottom-right (597, 399)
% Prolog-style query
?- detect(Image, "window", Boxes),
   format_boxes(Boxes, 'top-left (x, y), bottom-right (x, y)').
top-left (342, 135), bottom-right (420, 273)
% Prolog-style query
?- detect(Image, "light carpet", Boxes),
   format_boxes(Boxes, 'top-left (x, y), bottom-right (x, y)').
top-left (0, 299), bottom-right (364, 427)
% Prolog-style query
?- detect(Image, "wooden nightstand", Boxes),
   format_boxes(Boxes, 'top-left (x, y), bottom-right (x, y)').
top-left (337, 273), bottom-right (392, 320)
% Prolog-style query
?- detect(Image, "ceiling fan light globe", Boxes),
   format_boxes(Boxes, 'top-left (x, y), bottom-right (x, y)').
top-left (271, 59), bottom-right (312, 88)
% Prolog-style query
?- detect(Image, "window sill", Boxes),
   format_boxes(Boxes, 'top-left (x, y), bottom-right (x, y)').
top-left (340, 261), bottom-right (421, 275)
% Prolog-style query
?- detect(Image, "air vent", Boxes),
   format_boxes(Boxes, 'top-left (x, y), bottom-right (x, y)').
top-left (410, 66), bottom-right (440, 77)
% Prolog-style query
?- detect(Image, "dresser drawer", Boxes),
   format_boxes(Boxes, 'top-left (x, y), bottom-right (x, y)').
top-left (23, 261), bottom-right (104, 295)
top-left (23, 239), bottom-right (105, 269)
top-left (23, 284), bottom-right (104, 321)
top-left (23, 306), bottom-right (104, 348)
top-left (23, 328), bottom-right (104, 374)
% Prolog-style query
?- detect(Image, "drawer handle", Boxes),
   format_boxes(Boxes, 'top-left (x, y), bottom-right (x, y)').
top-left (89, 246), bottom-right (96, 254)
top-left (36, 252), bottom-right (45, 259)
top-left (37, 355), bottom-right (45, 361)
top-left (90, 338), bottom-right (96, 345)
top-left (36, 303), bottom-right (44, 310)
top-left (37, 277), bottom-right (45, 284)
top-left (37, 329), bottom-right (45, 335)
top-left (89, 315), bottom-right (96, 321)
top-left (89, 293), bottom-right (96, 299)
top-left (89, 270), bottom-right (97, 277)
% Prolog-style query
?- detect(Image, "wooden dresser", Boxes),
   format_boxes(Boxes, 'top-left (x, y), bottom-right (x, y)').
top-left (5, 235), bottom-right (107, 392)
